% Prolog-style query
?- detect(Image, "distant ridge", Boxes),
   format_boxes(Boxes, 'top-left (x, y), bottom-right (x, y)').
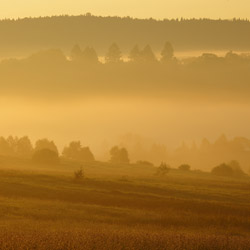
top-left (1, 14), bottom-right (249, 22)
top-left (0, 14), bottom-right (250, 57)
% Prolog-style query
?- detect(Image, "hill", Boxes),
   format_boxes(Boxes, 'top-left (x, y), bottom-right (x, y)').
top-left (1, 15), bottom-right (250, 57)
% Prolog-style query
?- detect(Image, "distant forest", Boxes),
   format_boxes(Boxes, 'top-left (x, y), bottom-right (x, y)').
top-left (0, 134), bottom-right (250, 173)
top-left (1, 14), bottom-right (250, 57)
top-left (1, 45), bottom-right (250, 101)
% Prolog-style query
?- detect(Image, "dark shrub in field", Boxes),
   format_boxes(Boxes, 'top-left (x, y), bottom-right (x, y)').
top-left (74, 167), bottom-right (84, 181)
top-left (156, 162), bottom-right (170, 176)
top-left (178, 164), bottom-right (191, 171)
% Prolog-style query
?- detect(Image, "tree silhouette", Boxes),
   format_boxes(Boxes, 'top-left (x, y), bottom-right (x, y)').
top-left (62, 141), bottom-right (95, 162)
top-left (110, 146), bottom-right (129, 164)
top-left (141, 45), bottom-right (157, 62)
top-left (160, 42), bottom-right (174, 62)
top-left (6, 136), bottom-right (18, 155)
top-left (32, 148), bottom-right (59, 164)
top-left (178, 164), bottom-right (191, 171)
top-left (0, 137), bottom-right (11, 156)
top-left (82, 46), bottom-right (99, 63)
top-left (16, 136), bottom-right (33, 158)
top-left (129, 45), bottom-right (141, 63)
top-left (105, 43), bottom-right (122, 63)
top-left (70, 44), bottom-right (82, 61)
top-left (35, 139), bottom-right (58, 154)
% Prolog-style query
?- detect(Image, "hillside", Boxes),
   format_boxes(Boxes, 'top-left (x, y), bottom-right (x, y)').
top-left (1, 15), bottom-right (250, 57)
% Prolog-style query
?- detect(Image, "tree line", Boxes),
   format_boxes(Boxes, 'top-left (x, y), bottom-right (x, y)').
top-left (1, 14), bottom-right (250, 58)
top-left (70, 42), bottom-right (174, 63)
top-left (0, 135), bottom-right (249, 178)
top-left (0, 136), bottom-right (129, 165)
top-left (1, 45), bottom-right (250, 100)
top-left (1, 135), bottom-right (250, 173)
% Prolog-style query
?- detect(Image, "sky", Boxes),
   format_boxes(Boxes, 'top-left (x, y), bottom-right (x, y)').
top-left (0, 0), bottom-right (249, 20)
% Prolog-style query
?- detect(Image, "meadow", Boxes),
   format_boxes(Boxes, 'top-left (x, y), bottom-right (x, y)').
top-left (0, 157), bottom-right (249, 249)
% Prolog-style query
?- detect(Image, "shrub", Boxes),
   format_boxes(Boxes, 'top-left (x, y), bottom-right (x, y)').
top-left (156, 162), bottom-right (170, 176)
top-left (178, 164), bottom-right (191, 171)
top-left (211, 161), bottom-right (246, 177)
top-left (74, 167), bottom-right (84, 181)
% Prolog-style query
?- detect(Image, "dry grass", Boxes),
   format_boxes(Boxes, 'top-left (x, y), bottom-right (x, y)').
top-left (0, 161), bottom-right (249, 249)
top-left (0, 223), bottom-right (250, 250)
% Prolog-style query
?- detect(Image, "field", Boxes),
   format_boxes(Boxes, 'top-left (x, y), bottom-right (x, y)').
top-left (0, 157), bottom-right (250, 249)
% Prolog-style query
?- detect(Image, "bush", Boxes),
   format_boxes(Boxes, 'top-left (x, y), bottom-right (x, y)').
top-left (32, 149), bottom-right (59, 164)
top-left (211, 161), bottom-right (246, 177)
top-left (156, 162), bottom-right (170, 176)
top-left (211, 163), bottom-right (233, 177)
top-left (74, 167), bottom-right (84, 181)
top-left (178, 164), bottom-right (191, 171)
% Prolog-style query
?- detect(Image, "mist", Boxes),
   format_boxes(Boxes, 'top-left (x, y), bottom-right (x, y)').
top-left (0, 9), bottom-right (250, 249)
top-left (1, 96), bottom-right (250, 162)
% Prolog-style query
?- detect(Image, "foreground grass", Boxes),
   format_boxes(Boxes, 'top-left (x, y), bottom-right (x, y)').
top-left (1, 223), bottom-right (250, 250)
top-left (0, 160), bottom-right (249, 249)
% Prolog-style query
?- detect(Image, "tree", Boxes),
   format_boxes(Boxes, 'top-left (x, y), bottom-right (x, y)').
top-left (105, 43), bottom-right (122, 63)
top-left (110, 146), bottom-right (129, 164)
top-left (0, 137), bottom-right (12, 156)
top-left (32, 148), bottom-right (59, 164)
top-left (211, 163), bottom-right (233, 176)
top-left (80, 147), bottom-right (95, 162)
top-left (34, 139), bottom-right (58, 154)
top-left (6, 136), bottom-right (18, 155)
top-left (211, 162), bottom-right (246, 177)
top-left (82, 46), bottom-right (99, 63)
top-left (16, 136), bottom-right (33, 158)
top-left (129, 45), bottom-right (141, 62)
top-left (70, 44), bottom-right (82, 61)
top-left (62, 141), bottom-right (81, 160)
top-left (160, 42), bottom-right (174, 62)
top-left (228, 160), bottom-right (245, 175)
top-left (141, 45), bottom-right (157, 62)
top-left (62, 141), bottom-right (95, 162)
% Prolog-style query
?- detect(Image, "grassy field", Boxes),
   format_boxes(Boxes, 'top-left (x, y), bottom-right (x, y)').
top-left (0, 157), bottom-right (249, 249)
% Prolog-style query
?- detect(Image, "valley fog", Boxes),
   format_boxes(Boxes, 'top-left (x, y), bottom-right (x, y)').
top-left (1, 97), bottom-right (250, 165)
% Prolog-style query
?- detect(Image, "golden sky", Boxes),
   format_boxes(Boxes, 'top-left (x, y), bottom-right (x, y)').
top-left (1, 0), bottom-right (249, 19)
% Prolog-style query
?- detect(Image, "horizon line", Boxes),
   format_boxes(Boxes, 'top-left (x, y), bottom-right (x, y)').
top-left (0, 13), bottom-right (249, 23)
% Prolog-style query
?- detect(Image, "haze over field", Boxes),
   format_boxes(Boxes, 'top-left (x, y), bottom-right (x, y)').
top-left (1, 43), bottom-right (250, 166)
top-left (1, 2), bottom-right (250, 249)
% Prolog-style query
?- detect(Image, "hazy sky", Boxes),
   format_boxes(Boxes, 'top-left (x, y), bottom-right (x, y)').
top-left (1, 0), bottom-right (249, 20)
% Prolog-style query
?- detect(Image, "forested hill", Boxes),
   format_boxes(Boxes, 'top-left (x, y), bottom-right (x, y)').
top-left (0, 14), bottom-right (250, 57)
